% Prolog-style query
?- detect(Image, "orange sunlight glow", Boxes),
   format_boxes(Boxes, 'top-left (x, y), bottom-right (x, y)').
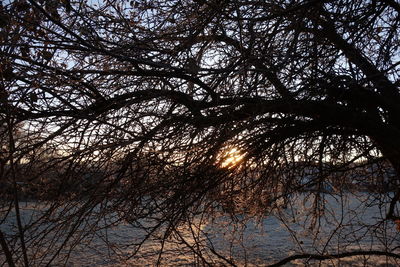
top-left (220, 148), bottom-right (246, 168)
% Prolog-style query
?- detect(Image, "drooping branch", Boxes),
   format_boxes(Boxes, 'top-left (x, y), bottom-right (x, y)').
top-left (268, 250), bottom-right (400, 267)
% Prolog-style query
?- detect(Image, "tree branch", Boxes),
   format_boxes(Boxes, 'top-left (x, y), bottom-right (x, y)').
top-left (268, 250), bottom-right (400, 267)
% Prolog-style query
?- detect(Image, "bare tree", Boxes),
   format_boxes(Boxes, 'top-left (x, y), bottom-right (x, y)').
top-left (1, 0), bottom-right (400, 265)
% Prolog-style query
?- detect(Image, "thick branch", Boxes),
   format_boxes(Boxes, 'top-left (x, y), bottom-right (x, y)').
top-left (268, 250), bottom-right (400, 267)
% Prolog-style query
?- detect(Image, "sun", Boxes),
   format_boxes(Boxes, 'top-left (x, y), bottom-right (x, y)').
top-left (220, 147), bottom-right (245, 168)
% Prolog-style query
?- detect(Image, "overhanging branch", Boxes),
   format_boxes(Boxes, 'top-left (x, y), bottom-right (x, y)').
top-left (268, 250), bottom-right (400, 267)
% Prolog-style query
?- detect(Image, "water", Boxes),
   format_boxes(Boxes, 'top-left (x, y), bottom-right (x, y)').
top-left (1, 193), bottom-right (400, 266)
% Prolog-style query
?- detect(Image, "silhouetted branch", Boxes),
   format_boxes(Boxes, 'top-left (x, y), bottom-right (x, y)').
top-left (268, 250), bottom-right (400, 267)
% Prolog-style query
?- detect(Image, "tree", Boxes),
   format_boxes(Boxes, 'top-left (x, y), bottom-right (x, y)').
top-left (1, 0), bottom-right (400, 265)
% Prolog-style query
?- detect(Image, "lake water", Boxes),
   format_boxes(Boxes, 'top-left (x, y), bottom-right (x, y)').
top-left (1, 193), bottom-right (400, 266)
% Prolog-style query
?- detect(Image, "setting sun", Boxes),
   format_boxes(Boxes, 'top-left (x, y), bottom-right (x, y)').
top-left (220, 148), bottom-right (246, 168)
